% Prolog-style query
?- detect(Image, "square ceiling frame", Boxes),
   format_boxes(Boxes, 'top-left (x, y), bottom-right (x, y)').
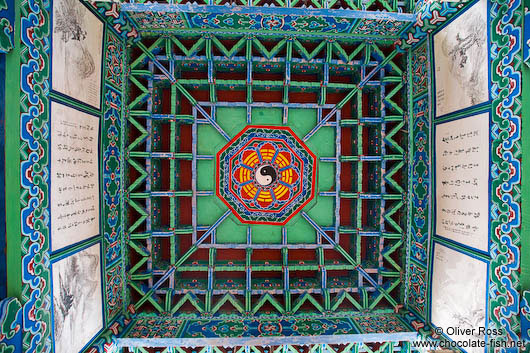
top-left (124, 32), bottom-right (408, 318)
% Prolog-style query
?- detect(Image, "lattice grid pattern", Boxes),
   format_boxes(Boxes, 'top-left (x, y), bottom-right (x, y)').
top-left (124, 34), bottom-right (408, 317)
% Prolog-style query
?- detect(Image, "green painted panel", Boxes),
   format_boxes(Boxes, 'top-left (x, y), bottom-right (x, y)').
top-left (252, 225), bottom-right (282, 243)
top-left (307, 196), bottom-right (334, 226)
top-left (217, 107), bottom-right (247, 138)
top-left (251, 107), bottom-right (282, 126)
top-left (318, 161), bottom-right (335, 191)
top-left (197, 159), bottom-right (214, 191)
top-left (285, 214), bottom-right (316, 244)
top-left (195, 107), bottom-right (335, 243)
top-left (288, 108), bottom-right (317, 138)
top-left (306, 126), bottom-right (335, 157)
top-left (216, 216), bottom-right (247, 244)
top-left (197, 125), bottom-right (227, 155)
top-left (197, 195), bottom-right (225, 225)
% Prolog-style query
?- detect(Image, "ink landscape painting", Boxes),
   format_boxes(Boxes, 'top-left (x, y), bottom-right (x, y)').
top-left (52, 244), bottom-right (103, 353)
top-left (431, 243), bottom-right (487, 353)
top-left (52, 0), bottom-right (103, 108)
top-left (434, 0), bottom-right (488, 117)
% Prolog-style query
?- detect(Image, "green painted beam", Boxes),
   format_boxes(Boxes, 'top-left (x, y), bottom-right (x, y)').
top-left (522, 63), bottom-right (530, 290)
top-left (5, 0), bottom-right (21, 298)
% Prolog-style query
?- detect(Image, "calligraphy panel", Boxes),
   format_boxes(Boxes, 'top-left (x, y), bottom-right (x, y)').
top-left (51, 101), bottom-right (100, 251)
top-left (435, 112), bottom-right (489, 252)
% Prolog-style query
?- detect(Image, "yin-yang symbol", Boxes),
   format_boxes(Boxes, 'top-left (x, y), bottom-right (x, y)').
top-left (255, 165), bottom-right (277, 186)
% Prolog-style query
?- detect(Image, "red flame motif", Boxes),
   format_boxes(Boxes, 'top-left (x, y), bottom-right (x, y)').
top-left (232, 142), bottom-right (299, 209)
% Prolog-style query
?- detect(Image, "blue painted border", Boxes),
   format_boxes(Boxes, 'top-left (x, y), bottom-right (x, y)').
top-left (0, 0), bottom-right (14, 53)
top-left (411, 91), bottom-right (431, 264)
top-left (431, 0), bottom-right (492, 121)
top-left (428, 240), bottom-right (490, 353)
top-left (431, 108), bottom-right (492, 256)
top-left (117, 332), bottom-right (420, 348)
top-left (49, 241), bottom-right (106, 353)
top-left (410, 35), bottom-right (429, 74)
top-left (132, 26), bottom-right (403, 41)
top-left (120, 3), bottom-right (416, 22)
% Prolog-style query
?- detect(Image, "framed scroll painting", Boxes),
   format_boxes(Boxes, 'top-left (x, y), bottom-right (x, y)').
top-left (52, 0), bottom-right (104, 109)
top-left (433, 0), bottom-right (489, 117)
top-left (430, 242), bottom-right (488, 353)
top-left (52, 243), bottom-right (104, 353)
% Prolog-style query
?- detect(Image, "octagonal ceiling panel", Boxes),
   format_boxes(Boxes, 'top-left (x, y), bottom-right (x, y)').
top-left (216, 126), bottom-right (316, 225)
